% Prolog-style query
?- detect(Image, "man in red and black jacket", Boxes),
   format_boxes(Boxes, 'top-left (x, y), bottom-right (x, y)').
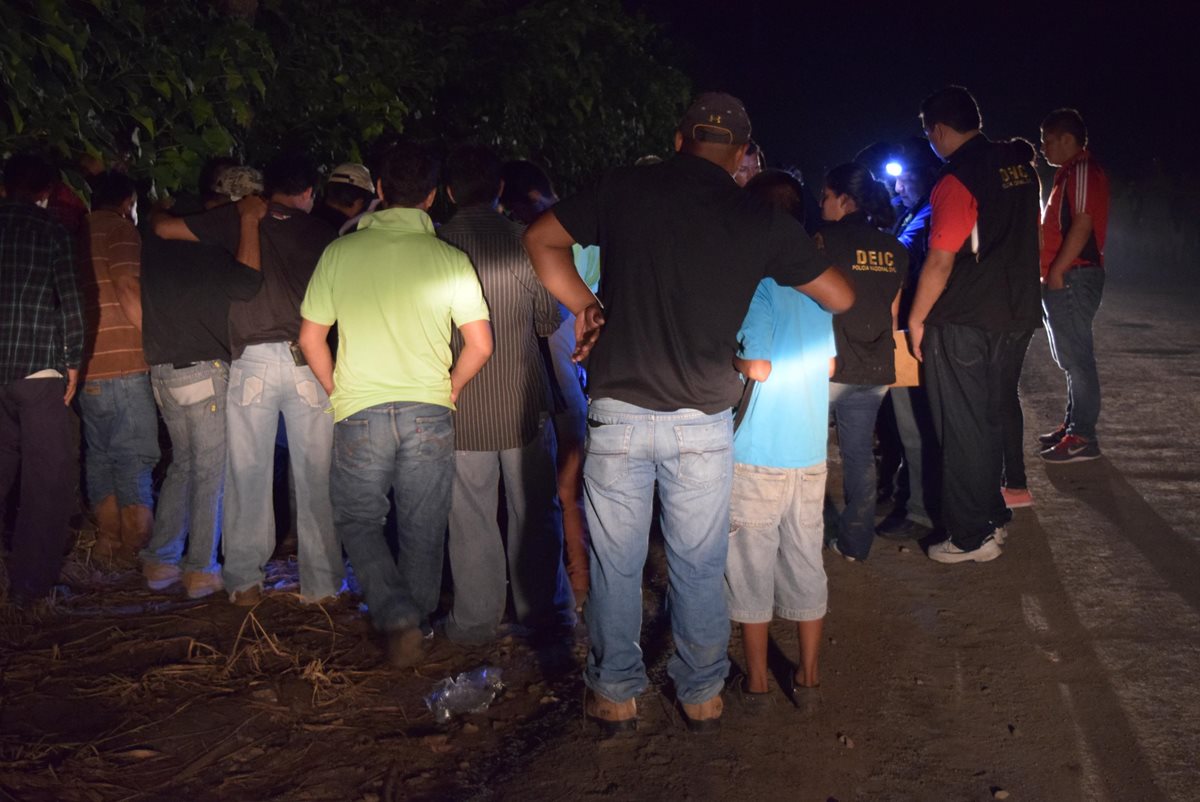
top-left (907, 86), bottom-right (1042, 564)
top-left (1037, 108), bottom-right (1109, 463)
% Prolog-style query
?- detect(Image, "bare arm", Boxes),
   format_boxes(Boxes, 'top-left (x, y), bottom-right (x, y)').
top-left (235, 196), bottom-right (267, 271)
top-left (795, 266), bottom-right (855, 314)
top-left (153, 215), bottom-right (198, 242)
top-left (1045, 212), bottom-right (1092, 290)
top-left (299, 320), bottom-right (335, 396)
top-left (450, 319), bottom-right (494, 403)
top-left (733, 357), bottom-right (772, 382)
top-left (906, 248), bottom-right (956, 362)
top-left (524, 210), bottom-right (605, 360)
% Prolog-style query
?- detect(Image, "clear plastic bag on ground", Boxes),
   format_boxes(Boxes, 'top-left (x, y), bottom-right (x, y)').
top-left (425, 666), bottom-right (505, 724)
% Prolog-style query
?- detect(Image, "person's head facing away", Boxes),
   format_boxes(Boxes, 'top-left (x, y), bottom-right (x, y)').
top-left (744, 169), bottom-right (806, 227)
top-left (675, 92), bottom-right (752, 176)
top-left (920, 85), bottom-right (982, 161)
top-left (821, 161), bottom-right (895, 229)
top-left (3, 153), bottom-right (57, 204)
top-left (447, 145), bottom-right (503, 209)
top-left (377, 142), bottom-right (440, 210)
top-left (89, 171), bottom-right (137, 219)
top-left (264, 152), bottom-right (319, 212)
top-left (498, 160), bottom-right (557, 225)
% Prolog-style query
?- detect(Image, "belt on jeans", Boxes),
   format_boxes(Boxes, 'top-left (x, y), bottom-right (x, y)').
top-left (172, 362), bottom-right (199, 370)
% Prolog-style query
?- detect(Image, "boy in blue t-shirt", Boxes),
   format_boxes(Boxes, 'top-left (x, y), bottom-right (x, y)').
top-left (726, 171), bottom-right (835, 703)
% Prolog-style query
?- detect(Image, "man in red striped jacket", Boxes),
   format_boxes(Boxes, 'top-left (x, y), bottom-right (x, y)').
top-left (1038, 109), bottom-right (1110, 463)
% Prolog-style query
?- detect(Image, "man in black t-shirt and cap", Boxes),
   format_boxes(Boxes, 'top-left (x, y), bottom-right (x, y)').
top-left (524, 92), bottom-right (854, 735)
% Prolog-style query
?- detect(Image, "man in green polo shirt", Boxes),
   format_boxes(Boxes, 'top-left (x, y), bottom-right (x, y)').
top-left (299, 142), bottom-right (492, 667)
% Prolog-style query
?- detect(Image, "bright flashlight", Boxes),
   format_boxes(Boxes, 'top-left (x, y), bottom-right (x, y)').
top-left (885, 161), bottom-right (903, 178)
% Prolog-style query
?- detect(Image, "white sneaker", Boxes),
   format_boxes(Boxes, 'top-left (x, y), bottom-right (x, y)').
top-left (928, 534), bottom-right (1002, 564)
top-left (828, 541), bottom-right (858, 562)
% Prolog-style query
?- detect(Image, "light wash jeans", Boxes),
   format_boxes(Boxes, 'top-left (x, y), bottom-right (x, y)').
top-left (444, 418), bottom-right (574, 643)
top-left (77, 372), bottom-right (159, 507)
top-left (142, 361), bottom-right (228, 573)
top-left (222, 343), bottom-right (342, 600)
top-left (1043, 266), bottom-right (1105, 440)
top-left (331, 402), bottom-right (454, 633)
top-left (583, 398), bottom-right (733, 706)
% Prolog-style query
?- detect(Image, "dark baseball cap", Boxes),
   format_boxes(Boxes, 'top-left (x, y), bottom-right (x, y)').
top-left (679, 92), bottom-right (752, 145)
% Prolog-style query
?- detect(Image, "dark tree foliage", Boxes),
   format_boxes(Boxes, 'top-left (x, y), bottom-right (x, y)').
top-left (1, 0), bottom-right (690, 195)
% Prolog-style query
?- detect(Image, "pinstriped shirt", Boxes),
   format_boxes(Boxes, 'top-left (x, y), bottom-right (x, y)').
top-left (0, 200), bottom-right (86, 384)
top-left (439, 205), bottom-right (560, 451)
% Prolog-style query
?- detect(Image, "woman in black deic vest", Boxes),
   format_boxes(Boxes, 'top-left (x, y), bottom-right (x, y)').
top-left (817, 162), bottom-right (909, 561)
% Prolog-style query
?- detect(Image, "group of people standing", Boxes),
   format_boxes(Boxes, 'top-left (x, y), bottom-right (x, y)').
top-left (1, 82), bottom-right (1108, 736)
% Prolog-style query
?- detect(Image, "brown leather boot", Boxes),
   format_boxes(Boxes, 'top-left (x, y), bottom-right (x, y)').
top-left (91, 495), bottom-right (124, 562)
top-left (119, 504), bottom-right (154, 553)
top-left (585, 691), bottom-right (638, 737)
top-left (680, 693), bottom-right (723, 734)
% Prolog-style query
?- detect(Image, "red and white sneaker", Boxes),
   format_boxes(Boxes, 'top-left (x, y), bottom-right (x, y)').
top-left (1040, 434), bottom-right (1101, 463)
top-left (1001, 487), bottom-right (1034, 509)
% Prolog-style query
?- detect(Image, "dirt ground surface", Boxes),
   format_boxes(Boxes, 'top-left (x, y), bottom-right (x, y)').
top-left (2, 284), bottom-right (1198, 802)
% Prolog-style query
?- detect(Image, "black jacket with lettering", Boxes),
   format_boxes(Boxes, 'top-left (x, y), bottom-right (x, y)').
top-left (819, 213), bottom-right (908, 386)
top-left (927, 135), bottom-right (1042, 332)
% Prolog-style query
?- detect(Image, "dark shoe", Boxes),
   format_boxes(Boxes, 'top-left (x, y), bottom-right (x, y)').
top-left (731, 677), bottom-right (773, 714)
top-left (789, 681), bottom-right (821, 713)
top-left (876, 515), bottom-right (932, 541)
top-left (386, 627), bottom-right (427, 668)
top-left (679, 694), bottom-right (723, 733)
top-left (1039, 423), bottom-right (1069, 447)
top-left (1040, 434), bottom-right (1101, 463)
top-left (585, 691), bottom-right (637, 737)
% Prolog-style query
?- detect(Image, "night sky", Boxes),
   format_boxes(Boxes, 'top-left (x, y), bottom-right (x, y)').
top-left (631, 1), bottom-right (1199, 184)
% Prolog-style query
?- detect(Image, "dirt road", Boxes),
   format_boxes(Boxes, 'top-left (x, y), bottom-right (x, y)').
top-left (1, 284), bottom-right (1197, 801)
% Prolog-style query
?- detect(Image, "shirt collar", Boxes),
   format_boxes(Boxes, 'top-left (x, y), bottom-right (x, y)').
top-left (356, 206), bottom-right (435, 234)
top-left (1055, 148), bottom-right (1091, 177)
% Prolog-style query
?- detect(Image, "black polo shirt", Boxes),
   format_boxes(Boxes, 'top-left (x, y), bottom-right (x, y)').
top-left (553, 153), bottom-right (830, 413)
top-left (140, 234), bottom-right (263, 365)
top-left (186, 203), bottom-right (336, 359)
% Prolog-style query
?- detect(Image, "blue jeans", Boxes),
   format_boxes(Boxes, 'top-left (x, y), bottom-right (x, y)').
top-left (1043, 266), bottom-right (1105, 440)
top-left (331, 402), bottom-right (454, 633)
top-left (223, 343), bottom-right (342, 600)
top-left (889, 385), bottom-right (937, 527)
top-left (828, 383), bottom-right (888, 560)
top-left (142, 361), bottom-right (228, 573)
top-left (445, 419), bottom-right (574, 643)
top-left (583, 398), bottom-right (733, 706)
top-left (77, 372), bottom-right (159, 507)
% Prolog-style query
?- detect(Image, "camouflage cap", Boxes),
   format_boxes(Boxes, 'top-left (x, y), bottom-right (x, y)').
top-left (213, 165), bottom-right (264, 201)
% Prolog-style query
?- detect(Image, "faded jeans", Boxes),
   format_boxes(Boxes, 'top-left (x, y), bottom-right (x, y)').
top-left (77, 372), bottom-right (159, 507)
top-left (142, 361), bottom-right (228, 573)
top-left (331, 402), bottom-right (454, 633)
top-left (1043, 266), bottom-right (1105, 440)
top-left (583, 398), bottom-right (733, 706)
top-left (223, 343), bottom-right (342, 600)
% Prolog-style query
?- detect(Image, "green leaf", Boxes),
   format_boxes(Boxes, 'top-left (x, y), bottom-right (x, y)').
top-left (44, 34), bottom-right (78, 76)
top-left (6, 100), bottom-right (23, 133)
top-left (131, 107), bottom-right (156, 137)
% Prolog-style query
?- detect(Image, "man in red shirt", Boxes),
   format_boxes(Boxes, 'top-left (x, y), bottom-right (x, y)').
top-left (1037, 109), bottom-right (1109, 462)
top-left (907, 86), bottom-right (1042, 564)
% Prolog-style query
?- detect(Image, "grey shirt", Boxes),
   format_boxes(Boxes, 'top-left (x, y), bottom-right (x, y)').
top-left (439, 205), bottom-right (560, 451)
